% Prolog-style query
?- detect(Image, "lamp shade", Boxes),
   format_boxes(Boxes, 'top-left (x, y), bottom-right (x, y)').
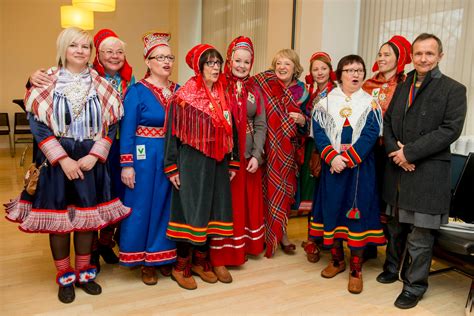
top-left (61, 6), bottom-right (94, 30)
top-left (72, 0), bottom-right (115, 12)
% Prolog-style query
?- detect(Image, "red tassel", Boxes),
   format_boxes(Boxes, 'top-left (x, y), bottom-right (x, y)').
top-left (346, 207), bottom-right (361, 219)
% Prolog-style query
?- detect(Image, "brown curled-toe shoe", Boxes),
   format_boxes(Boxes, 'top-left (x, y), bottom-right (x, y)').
top-left (303, 240), bottom-right (320, 263)
top-left (141, 266), bottom-right (158, 285)
top-left (280, 242), bottom-right (296, 255)
top-left (321, 260), bottom-right (346, 278)
top-left (348, 270), bottom-right (363, 294)
top-left (191, 250), bottom-right (218, 283)
top-left (213, 266), bottom-right (233, 283)
top-left (159, 264), bottom-right (172, 277)
top-left (171, 267), bottom-right (197, 290)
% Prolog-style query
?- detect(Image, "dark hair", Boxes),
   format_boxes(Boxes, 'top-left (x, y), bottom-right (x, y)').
top-left (335, 54), bottom-right (366, 82)
top-left (412, 33), bottom-right (443, 54)
top-left (198, 48), bottom-right (224, 73)
top-left (380, 42), bottom-right (405, 83)
top-left (383, 42), bottom-right (400, 61)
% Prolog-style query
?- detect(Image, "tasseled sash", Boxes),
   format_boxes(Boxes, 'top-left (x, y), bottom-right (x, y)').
top-left (172, 99), bottom-right (233, 161)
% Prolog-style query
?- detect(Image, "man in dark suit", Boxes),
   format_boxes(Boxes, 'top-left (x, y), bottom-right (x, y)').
top-left (380, 33), bottom-right (467, 309)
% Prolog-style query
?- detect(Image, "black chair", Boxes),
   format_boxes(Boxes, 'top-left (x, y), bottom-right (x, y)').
top-left (13, 112), bottom-right (33, 165)
top-left (0, 113), bottom-right (13, 156)
top-left (432, 152), bottom-right (474, 313)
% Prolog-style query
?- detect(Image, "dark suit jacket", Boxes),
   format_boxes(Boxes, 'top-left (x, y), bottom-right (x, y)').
top-left (383, 67), bottom-right (467, 215)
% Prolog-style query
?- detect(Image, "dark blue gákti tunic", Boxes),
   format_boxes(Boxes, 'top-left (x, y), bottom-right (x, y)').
top-left (309, 87), bottom-right (385, 250)
top-left (119, 80), bottom-right (178, 266)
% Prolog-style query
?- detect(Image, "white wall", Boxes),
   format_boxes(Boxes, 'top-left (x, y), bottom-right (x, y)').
top-left (177, 0), bottom-right (202, 84)
top-left (321, 0), bottom-right (361, 65)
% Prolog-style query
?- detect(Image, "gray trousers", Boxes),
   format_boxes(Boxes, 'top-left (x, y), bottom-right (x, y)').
top-left (385, 216), bottom-right (435, 296)
top-left (403, 226), bottom-right (435, 296)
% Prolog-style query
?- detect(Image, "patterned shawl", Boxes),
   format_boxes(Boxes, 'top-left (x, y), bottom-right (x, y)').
top-left (24, 67), bottom-right (123, 139)
top-left (251, 70), bottom-right (308, 257)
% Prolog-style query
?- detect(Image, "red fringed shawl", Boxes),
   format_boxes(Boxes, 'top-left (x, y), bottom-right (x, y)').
top-left (251, 70), bottom-right (305, 258)
top-left (170, 76), bottom-right (233, 161)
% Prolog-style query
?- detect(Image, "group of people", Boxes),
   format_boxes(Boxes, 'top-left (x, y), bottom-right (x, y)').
top-left (5, 26), bottom-right (466, 311)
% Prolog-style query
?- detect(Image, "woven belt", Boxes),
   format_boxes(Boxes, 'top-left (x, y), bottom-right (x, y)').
top-left (136, 125), bottom-right (165, 138)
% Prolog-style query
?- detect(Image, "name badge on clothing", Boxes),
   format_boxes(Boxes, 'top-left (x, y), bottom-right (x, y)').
top-left (223, 110), bottom-right (231, 125)
top-left (136, 145), bottom-right (146, 160)
top-left (371, 88), bottom-right (380, 100)
top-left (248, 92), bottom-right (255, 104)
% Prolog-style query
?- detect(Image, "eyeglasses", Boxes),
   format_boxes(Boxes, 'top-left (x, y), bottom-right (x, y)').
top-left (148, 55), bottom-right (175, 62)
top-left (342, 69), bottom-right (365, 75)
top-left (100, 50), bottom-right (125, 57)
top-left (205, 60), bottom-right (222, 67)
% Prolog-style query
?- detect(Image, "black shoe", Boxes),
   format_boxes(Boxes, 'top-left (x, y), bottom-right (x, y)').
top-left (76, 281), bottom-right (102, 295)
top-left (394, 290), bottom-right (422, 309)
top-left (58, 285), bottom-right (75, 304)
top-left (99, 245), bottom-right (119, 264)
top-left (90, 250), bottom-right (101, 274)
top-left (376, 271), bottom-right (399, 284)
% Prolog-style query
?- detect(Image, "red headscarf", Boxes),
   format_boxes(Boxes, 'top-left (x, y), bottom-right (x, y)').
top-left (304, 52), bottom-right (336, 107)
top-left (372, 35), bottom-right (412, 74)
top-left (93, 29), bottom-right (132, 82)
top-left (185, 43), bottom-right (231, 135)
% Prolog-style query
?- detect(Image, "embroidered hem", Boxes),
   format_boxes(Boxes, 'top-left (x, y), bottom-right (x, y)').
top-left (119, 249), bottom-right (177, 266)
top-left (166, 221), bottom-right (233, 244)
top-left (309, 222), bottom-right (386, 249)
top-left (6, 197), bottom-right (131, 233)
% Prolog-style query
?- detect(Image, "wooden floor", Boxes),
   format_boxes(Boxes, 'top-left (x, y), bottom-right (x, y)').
top-left (0, 148), bottom-right (471, 315)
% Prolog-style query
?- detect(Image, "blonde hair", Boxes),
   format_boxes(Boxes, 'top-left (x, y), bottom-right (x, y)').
top-left (270, 49), bottom-right (304, 79)
top-left (99, 36), bottom-right (126, 51)
top-left (56, 27), bottom-right (93, 67)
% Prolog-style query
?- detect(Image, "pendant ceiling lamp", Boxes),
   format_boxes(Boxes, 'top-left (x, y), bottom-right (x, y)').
top-left (61, 6), bottom-right (94, 30)
top-left (72, 0), bottom-right (116, 12)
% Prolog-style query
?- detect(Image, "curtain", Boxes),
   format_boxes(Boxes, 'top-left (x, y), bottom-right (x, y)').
top-left (201, 0), bottom-right (269, 75)
top-left (358, 0), bottom-right (473, 135)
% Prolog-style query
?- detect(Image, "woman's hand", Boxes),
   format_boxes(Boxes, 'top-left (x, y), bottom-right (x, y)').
top-left (77, 155), bottom-right (98, 171)
top-left (121, 167), bottom-right (135, 189)
top-left (330, 155), bottom-right (348, 174)
top-left (30, 69), bottom-right (53, 87)
top-left (169, 174), bottom-right (181, 190)
top-left (288, 112), bottom-right (306, 126)
top-left (229, 171), bottom-right (236, 181)
top-left (246, 157), bottom-right (259, 173)
top-left (59, 157), bottom-right (84, 180)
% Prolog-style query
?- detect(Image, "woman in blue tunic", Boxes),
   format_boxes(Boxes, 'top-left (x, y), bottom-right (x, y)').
top-left (309, 55), bottom-right (385, 294)
top-left (118, 32), bottom-right (178, 285)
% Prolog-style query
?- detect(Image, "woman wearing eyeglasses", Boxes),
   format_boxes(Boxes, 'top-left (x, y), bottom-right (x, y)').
top-left (310, 55), bottom-right (385, 294)
top-left (30, 29), bottom-right (135, 270)
top-left (164, 44), bottom-right (239, 290)
top-left (118, 32), bottom-right (178, 285)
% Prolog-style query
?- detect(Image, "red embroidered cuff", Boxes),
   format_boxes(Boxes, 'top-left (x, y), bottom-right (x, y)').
top-left (321, 145), bottom-right (338, 165)
top-left (341, 151), bottom-right (356, 168)
top-left (228, 160), bottom-right (240, 170)
top-left (38, 136), bottom-right (68, 166)
top-left (120, 154), bottom-right (133, 167)
top-left (164, 164), bottom-right (179, 178)
top-left (90, 137), bottom-right (112, 163)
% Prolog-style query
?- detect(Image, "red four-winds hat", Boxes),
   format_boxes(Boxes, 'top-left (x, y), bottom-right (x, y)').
top-left (93, 28), bottom-right (133, 82)
top-left (185, 44), bottom-right (214, 75)
top-left (372, 35), bottom-right (412, 74)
